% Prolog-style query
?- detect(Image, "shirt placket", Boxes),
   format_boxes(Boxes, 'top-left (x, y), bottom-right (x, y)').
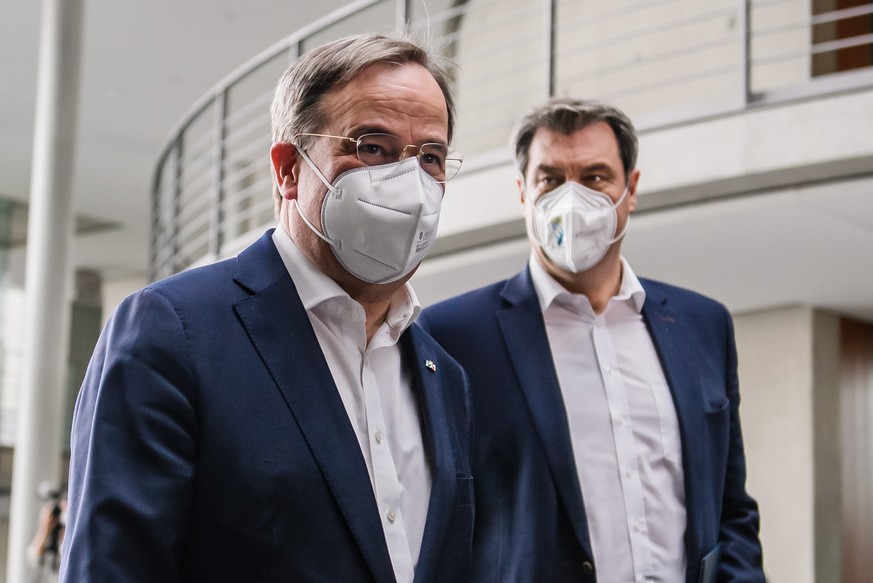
top-left (592, 315), bottom-right (655, 583)
top-left (360, 344), bottom-right (415, 583)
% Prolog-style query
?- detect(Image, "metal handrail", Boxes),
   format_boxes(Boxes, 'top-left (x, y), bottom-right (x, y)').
top-left (150, 0), bottom-right (873, 281)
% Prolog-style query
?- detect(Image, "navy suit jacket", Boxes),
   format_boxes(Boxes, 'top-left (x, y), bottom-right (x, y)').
top-left (61, 230), bottom-right (474, 583)
top-left (419, 267), bottom-right (763, 583)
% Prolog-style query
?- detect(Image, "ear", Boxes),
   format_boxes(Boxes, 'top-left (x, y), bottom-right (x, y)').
top-left (270, 142), bottom-right (300, 201)
top-left (626, 168), bottom-right (641, 213)
top-left (517, 176), bottom-right (527, 215)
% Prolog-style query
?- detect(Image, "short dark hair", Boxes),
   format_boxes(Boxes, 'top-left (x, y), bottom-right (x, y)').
top-left (510, 98), bottom-right (638, 179)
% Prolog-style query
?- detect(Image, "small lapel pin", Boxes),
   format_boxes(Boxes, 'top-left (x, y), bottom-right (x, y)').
top-left (425, 359), bottom-right (437, 372)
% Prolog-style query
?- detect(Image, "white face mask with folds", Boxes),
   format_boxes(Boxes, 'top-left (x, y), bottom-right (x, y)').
top-left (529, 180), bottom-right (629, 274)
top-left (294, 148), bottom-right (445, 284)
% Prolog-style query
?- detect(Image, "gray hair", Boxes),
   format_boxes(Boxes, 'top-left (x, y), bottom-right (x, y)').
top-left (270, 33), bottom-right (456, 211)
top-left (510, 98), bottom-right (638, 179)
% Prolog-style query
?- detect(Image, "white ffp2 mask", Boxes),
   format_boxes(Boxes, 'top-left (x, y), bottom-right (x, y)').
top-left (295, 150), bottom-right (444, 284)
top-left (530, 181), bottom-right (629, 273)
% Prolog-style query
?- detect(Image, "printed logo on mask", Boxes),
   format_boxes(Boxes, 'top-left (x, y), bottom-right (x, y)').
top-left (416, 230), bottom-right (433, 252)
top-left (548, 217), bottom-right (565, 247)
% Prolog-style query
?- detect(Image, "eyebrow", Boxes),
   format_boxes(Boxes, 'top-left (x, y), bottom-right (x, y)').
top-left (348, 124), bottom-right (390, 138)
top-left (533, 164), bottom-right (564, 176)
top-left (581, 162), bottom-right (616, 175)
top-left (533, 162), bottom-right (617, 176)
top-left (348, 124), bottom-right (448, 146)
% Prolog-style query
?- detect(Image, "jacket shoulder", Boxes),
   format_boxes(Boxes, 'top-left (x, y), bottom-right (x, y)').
top-left (639, 277), bottom-right (730, 317)
top-left (421, 279), bottom-right (509, 323)
top-left (140, 229), bottom-right (281, 307)
top-left (148, 256), bottom-right (238, 296)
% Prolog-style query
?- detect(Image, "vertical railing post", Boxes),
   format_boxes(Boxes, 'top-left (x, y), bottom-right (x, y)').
top-left (740, 0), bottom-right (752, 105)
top-left (396, 0), bottom-right (411, 31)
top-left (546, 0), bottom-right (557, 98)
top-left (149, 165), bottom-right (161, 282)
top-left (210, 91), bottom-right (227, 258)
top-left (171, 137), bottom-right (184, 275)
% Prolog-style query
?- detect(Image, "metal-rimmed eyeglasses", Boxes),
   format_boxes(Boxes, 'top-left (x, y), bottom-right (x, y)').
top-left (294, 132), bottom-right (463, 182)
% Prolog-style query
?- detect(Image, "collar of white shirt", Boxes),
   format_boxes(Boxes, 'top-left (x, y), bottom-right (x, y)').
top-left (528, 254), bottom-right (646, 314)
top-left (271, 226), bottom-right (421, 343)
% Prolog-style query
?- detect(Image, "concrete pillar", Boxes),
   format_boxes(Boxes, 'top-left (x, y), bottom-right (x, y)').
top-left (735, 306), bottom-right (842, 583)
top-left (6, 0), bottom-right (84, 582)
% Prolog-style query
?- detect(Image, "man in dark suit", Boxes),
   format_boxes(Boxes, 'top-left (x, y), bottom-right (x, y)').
top-left (61, 34), bottom-right (473, 583)
top-left (420, 98), bottom-right (764, 582)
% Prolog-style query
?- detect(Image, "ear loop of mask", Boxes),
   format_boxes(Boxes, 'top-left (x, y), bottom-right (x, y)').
top-left (607, 185), bottom-right (631, 243)
top-left (286, 146), bottom-right (339, 248)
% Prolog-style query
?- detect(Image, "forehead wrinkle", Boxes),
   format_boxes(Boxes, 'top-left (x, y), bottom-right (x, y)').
top-left (322, 64), bottom-right (448, 144)
top-left (531, 127), bottom-right (622, 176)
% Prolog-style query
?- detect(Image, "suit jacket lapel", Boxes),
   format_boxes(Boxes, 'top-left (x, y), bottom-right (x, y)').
top-left (401, 327), bottom-right (458, 583)
top-left (496, 269), bottom-right (593, 558)
top-left (640, 280), bottom-right (706, 551)
top-left (231, 232), bottom-right (396, 583)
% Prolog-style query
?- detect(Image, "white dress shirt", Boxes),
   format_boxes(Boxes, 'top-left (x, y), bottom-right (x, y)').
top-left (529, 256), bottom-right (687, 583)
top-left (272, 227), bottom-right (431, 583)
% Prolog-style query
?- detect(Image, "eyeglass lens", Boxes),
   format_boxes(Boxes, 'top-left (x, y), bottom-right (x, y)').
top-left (356, 134), bottom-right (462, 181)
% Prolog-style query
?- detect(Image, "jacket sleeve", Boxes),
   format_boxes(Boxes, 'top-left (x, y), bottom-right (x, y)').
top-left (60, 287), bottom-right (198, 583)
top-left (717, 311), bottom-right (765, 581)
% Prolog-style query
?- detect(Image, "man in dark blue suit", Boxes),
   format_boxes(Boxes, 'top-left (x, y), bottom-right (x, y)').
top-left (420, 98), bottom-right (764, 582)
top-left (61, 34), bottom-right (473, 583)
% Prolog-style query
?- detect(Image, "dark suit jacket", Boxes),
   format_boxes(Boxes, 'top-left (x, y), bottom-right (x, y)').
top-left (419, 267), bottom-right (764, 583)
top-left (61, 230), bottom-right (474, 583)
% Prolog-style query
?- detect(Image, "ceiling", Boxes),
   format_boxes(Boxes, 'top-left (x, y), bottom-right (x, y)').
top-left (0, 0), bottom-right (348, 282)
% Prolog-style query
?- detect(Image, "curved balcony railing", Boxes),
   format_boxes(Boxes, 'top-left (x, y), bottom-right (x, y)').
top-left (151, 0), bottom-right (873, 281)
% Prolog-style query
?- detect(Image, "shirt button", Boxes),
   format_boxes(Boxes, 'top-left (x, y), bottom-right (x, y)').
top-left (375, 430), bottom-right (383, 444)
top-left (387, 510), bottom-right (396, 523)
top-left (624, 469), bottom-right (633, 478)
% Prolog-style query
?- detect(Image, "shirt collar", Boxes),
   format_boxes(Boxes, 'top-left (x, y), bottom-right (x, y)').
top-left (271, 226), bottom-right (421, 334)
top-left (528, 254), bottom-right (646, 314)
